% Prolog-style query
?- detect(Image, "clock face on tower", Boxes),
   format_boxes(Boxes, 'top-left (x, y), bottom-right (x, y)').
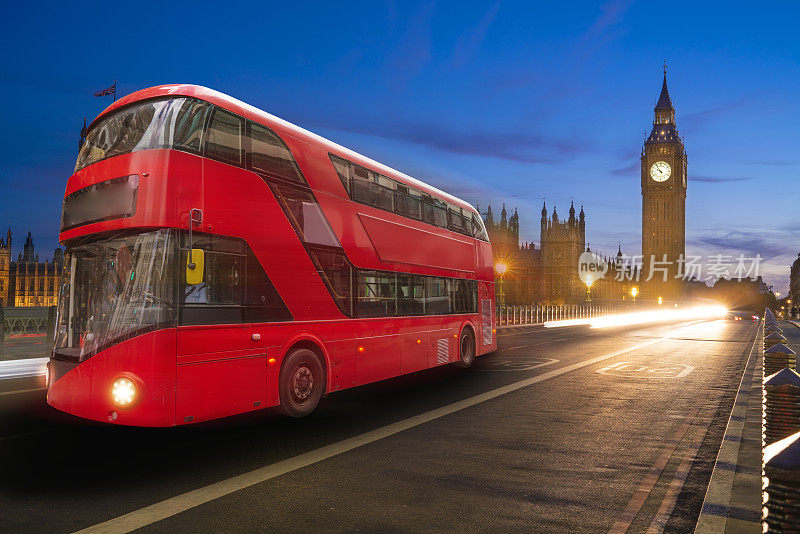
top-left (650, 161), bottom-right (671, 182)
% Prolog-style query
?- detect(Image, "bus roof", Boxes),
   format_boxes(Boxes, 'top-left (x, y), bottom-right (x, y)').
top-left (95, 84), bottom-right (478, 215)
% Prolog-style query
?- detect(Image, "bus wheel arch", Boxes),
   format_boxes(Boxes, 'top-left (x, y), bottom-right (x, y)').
top-left (455, 323), bottom-right (476, 368)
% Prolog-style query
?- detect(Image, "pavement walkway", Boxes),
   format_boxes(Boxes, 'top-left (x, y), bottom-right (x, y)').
top-left (694, 320), bottom-right (763, 533)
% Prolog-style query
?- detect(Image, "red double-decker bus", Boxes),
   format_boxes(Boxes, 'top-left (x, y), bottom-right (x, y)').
top-left (46, 85), bottom-right (496, 426)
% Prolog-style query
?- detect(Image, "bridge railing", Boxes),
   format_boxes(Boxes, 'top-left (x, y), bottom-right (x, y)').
top-left (494, 304), bottom-right (625, 326)
top-left (0, 306), bottom-right (56, 361)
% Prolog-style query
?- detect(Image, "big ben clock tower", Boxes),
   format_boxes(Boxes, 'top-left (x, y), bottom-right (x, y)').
top-left (641, 66), bottom-right (686, 301)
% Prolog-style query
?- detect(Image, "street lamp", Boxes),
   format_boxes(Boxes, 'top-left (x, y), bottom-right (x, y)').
top-left (495, 261), bottom-right (508, 306)
top-left (658, 296), bottom-right (663, 306)
top-left (585, 277), bottom-right (594, 303)
top-left (630, 286), bottom-right (639, 305)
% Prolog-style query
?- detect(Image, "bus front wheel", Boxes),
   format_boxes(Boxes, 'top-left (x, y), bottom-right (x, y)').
top-left (277, 348), bottom-right (324, 417)
top-left (455, 328), bottom-right (476, 368)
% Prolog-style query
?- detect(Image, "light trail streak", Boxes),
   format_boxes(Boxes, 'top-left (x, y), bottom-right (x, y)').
top-left (543, 305), bottom-right (728, 329)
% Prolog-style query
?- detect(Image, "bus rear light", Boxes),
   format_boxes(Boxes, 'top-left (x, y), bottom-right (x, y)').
top-left (416, 339), bottom-right (422, 344)
top-left (111, 378), bottom-right (136, 407)
top-left (357, 346), bottom-right (365, 353)
top-left (268, 358), bottom-right (277, 365)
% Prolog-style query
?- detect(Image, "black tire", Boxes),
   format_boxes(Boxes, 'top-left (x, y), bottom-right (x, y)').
top-left (455, 328), bottom-right (476, 368)
top-left (277, 348), bottom-right (324, 417)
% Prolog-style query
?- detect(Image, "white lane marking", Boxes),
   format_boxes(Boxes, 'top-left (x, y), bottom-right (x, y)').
top-left (596, 362), bottom-right (694, 379)
top-left (0, 430), bottom-right (47, 442)
top-left (0, 357), bottom-right (48, 379)
top-left (75, 333), bottom-right (678, 534)
top-left (476, 358), bottom-right (559, 372)
top-left (0, 387), bottom-right (47, 397)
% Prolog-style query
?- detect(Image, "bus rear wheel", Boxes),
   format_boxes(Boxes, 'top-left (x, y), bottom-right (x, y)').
top-left (277, 348), bottom-right (324, 417)
top-left (455, 328), bottom-right (476, 368)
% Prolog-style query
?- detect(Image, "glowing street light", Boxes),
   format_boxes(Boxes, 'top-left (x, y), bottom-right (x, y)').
top-left (495, 262), bottom-right (508, 276)
top-left (630, 286), bottom-right (639, 304)
top-left (585, 276), bottom-right (594, 303)
top-left (658, 296), bottom-right (663, 306)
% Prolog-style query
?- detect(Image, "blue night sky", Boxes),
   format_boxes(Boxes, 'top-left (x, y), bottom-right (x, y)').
top-left (1, 1), bottom-right (798, 292)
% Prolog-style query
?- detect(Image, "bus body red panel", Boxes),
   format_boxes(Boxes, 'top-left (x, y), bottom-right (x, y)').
top-left (358, 213), bottom-right (476, 272)
top-left (49, 315), bottom-right (487, 426)
top-left (47, 330), bottom-right (177, 426)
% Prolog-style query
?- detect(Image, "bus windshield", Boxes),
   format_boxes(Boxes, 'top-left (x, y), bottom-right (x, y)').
top-left (75, 97), bottom-right (211, 172)
top-left (54, 230), bottom-right (177, 361)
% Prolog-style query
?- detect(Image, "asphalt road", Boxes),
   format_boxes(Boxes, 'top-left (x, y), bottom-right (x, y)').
top-left (0, 318), bottom-right (759, 533)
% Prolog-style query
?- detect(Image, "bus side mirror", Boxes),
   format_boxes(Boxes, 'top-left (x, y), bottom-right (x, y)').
top-left (186, 249), bottom-right (204, 285)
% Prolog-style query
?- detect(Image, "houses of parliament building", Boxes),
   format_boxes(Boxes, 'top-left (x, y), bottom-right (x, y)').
top-left (0, 228), bottom-right (63, 307)
top-left (482, 201), bottom-right (635, 306)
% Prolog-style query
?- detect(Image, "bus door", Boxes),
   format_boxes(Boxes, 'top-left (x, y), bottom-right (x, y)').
top-left (175, 235), bottom-right (267, 423)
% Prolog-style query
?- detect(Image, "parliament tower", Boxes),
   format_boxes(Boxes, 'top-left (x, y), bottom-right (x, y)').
top-left (641, 67), bottom-right (687, 301)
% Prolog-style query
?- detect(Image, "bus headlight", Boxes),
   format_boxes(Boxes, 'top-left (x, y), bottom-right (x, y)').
top-left (111, 378), bottom-right (136, 407)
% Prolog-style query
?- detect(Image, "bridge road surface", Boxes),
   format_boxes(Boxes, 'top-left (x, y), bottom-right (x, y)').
top-left (0, 318), bottom-right (756, 533)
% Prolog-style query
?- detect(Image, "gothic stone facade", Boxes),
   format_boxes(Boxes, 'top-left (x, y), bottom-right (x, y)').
top-left (1, 229), bottom-right (63, 307)
top-left (483, 201), bottom-right (598, 305)
top-left (482, 203), bottom-right (540, 305)
top-left (539, 202), bottom-right (586, 304)
top-left (0, 228), bottom-right (10, 306)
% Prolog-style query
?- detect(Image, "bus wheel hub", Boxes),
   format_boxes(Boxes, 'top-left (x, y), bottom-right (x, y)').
top-left (293, 367), bottom-right (313, 400)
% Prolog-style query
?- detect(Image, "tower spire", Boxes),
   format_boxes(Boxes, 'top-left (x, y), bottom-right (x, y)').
top-left (655, 68), bottom-right (674, 112)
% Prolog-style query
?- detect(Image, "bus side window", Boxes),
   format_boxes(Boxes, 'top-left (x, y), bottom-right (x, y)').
top-left (205, 109), bottom-right (244, 166)
top-left (398, 275), bottom-right (425, 315)
top-left (248, 122), bottom-right (305, 183)
top-left (351, 165), bottom-right (377, 207)
top-left (180, 235), bottom-right (246, 325)
top-left (448, 278), bottom-right (473, 314)
top-left (329, 154), bottom-right (351, 195)
top-left (395, 183), bottom-right (422, 221)
top-left (424, 277), bottom-right (449, 315)
top-left (357, 271), bottom-right (396, 317)
top-left (171, 99), bottom-right (211, 154)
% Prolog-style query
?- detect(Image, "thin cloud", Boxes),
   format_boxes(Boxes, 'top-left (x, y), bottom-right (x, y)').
top-left (573, 0), bottom-right (633, 62)
top-left (386, 1), bottom-right (436, 84)
top-left (694, 231), bottom-right (792, 260)
top-left (307, 114), bottom-right (583, 164)
top-left (610, 161), bottom-right (638, 176)
top-left (452, 2), bottom-right (501, 69)
top-left (682, 94), bottom-right (756, 129)
top-left (691, 176), bottom-right (753, 183)
top-left (741, 159), bottom-right (799, 166)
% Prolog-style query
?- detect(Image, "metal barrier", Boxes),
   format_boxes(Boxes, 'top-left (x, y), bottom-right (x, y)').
top-left (763, 368), bottom-right (800, 445)
top-left (761, 308), bottom-right (800, 532)
top-left (763, 431), bottom-right (800, 532)
top-left (1, 306), bottom-right (56, 361)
